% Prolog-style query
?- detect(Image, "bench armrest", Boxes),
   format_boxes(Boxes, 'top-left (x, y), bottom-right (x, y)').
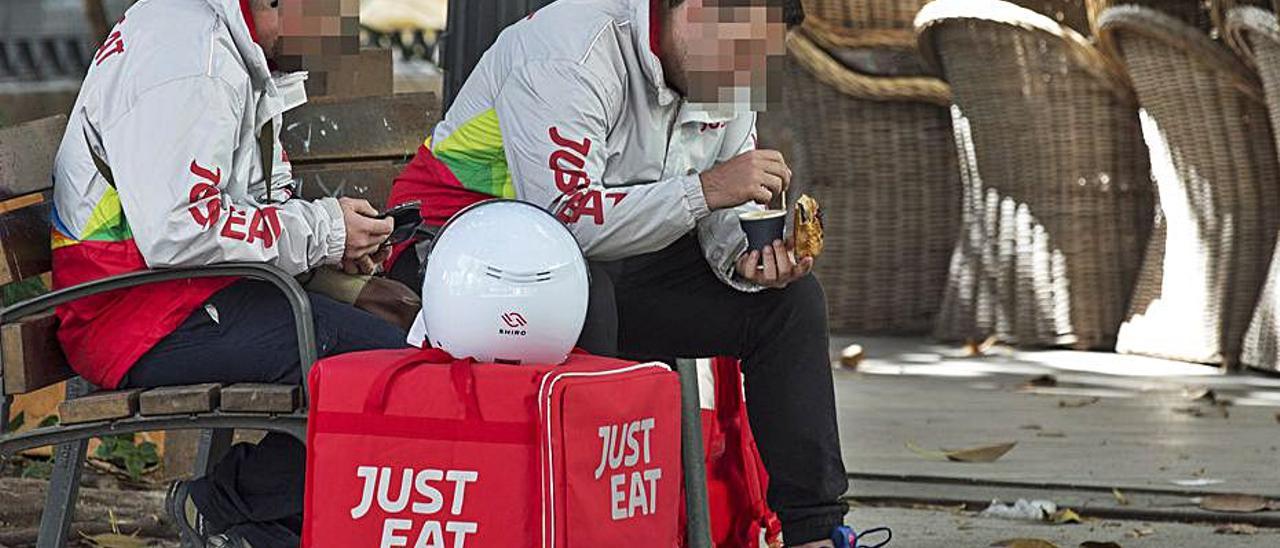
top-left (0, 263), bottom-right (318, 404)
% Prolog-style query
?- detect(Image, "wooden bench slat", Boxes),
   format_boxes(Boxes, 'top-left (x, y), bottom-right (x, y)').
top-left (2, 311), bottom-right (71, 396)
top-left (0, 115), bottom-right (65, 199)
top-left (293, 161), bottom-right (405, 210)
top-left (138, 383), bottom-right (221, 416)
top-left (281, 92), bottom-right (439, 164)
top-left (220, 383), bottom-right (298, 413)
top-left (0, 197), bottom-right (53, 286)
top-left (58, 389), bottom-right (141, 425)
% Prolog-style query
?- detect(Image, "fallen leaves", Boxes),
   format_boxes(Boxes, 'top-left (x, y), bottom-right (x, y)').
top-left (1215, 523), bottom-right (1259, 535)
top-left (964, 335), bottom-right (1001, 356)
top-left (79, 533), bottom-right (147, 548)
top-left (907, 441), bottom-right (1017, 462)
top-left (1197, 494), bottom-right (1274, 513)
top-left (1112, 488), bottom-right (1129, 506)
top-left (78, 510), bottom-right (146, 548)
top-left (1182, 387), bottom-right (1216, 401)
top-left (1059, 397), bottom-right (1101, 408)
top-left (1125, 527), bottom-right (1154, 539)
top-left (1021, 374), bottom-right (1058, 390)
top-left (1079, 543), bottom-right (1123, 548)
top-left (991, 539), bottom-right (1058, 548)
top-left (1049, 508), bottom-right (1083, 524)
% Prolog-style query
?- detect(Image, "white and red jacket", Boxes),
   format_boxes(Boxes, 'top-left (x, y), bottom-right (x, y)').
top-left (51, 0), bottom-right (346, 388)
top-left (386, 0), bottom-right (764, 289)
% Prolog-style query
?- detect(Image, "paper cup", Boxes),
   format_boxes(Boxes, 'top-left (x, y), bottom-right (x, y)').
top-left (738, 209), bottom-right (786, 253)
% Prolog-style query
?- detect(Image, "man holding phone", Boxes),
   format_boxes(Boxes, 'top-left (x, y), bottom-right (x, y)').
top-left (51, 0), bottom-right (407, 545)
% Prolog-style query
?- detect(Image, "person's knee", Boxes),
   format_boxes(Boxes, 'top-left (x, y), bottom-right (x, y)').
top-left (773, 274), bottom-right (829, 333)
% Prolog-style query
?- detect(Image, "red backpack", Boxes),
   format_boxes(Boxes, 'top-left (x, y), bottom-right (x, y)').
top-left (693, 357), bottom-right (783, 548)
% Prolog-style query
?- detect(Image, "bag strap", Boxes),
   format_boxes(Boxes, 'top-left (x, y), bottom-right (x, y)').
top-left (714, 356), bottom-right (743, 419)
top-left (362, 347), bottom-right (483, 421)
top-left (449, 358), bottom-right (483, 421)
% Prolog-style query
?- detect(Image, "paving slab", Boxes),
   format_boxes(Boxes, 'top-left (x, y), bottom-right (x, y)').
top-left (829, 336), bottom-right (1280, 497)
top-left (845, 504), bottom-right (1279, 548)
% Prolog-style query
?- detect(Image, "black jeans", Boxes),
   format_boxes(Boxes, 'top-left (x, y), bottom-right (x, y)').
top-left (581, 234), bottom-right (849, 544)
top-left (119, 280), bottom-right (408, 547)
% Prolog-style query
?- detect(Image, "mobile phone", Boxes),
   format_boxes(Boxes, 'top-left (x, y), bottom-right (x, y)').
top-left (374, 201), bottom-right (422, 247)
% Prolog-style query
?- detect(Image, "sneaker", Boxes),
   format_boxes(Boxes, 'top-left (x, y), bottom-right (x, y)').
top-left (167, 480), bottom-right (253, 548)
top-left (208, 532), bottom-right (252, 548)
top-left (832, 524), bottom-right (892, 548)
top-left (167, 480), bottom-right (212, 547)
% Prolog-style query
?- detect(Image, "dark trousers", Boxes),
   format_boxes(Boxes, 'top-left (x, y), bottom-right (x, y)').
top-left (580, 234), bottom-right (849, 544)
top-left (119, 280), bottom-right (408, 547)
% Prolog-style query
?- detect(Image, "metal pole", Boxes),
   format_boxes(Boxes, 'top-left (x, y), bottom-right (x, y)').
top-left (676, 358), bottom-right (713, 548)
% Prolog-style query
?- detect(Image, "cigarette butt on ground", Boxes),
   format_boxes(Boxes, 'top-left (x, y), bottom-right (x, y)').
top-left (840, 344), bottom-right (864, 370)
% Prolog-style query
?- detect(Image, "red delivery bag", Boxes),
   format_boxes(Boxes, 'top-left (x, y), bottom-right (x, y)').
top-left (302, 347), bottom-right (682, 547)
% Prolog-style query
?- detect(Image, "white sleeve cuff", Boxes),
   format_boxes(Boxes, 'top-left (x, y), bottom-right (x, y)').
top-left (318, 197), bottom-right (346, 265)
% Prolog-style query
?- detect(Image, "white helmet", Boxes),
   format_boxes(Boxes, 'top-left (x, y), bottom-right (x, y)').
top-left (412, 199), bottom-right (590, 364)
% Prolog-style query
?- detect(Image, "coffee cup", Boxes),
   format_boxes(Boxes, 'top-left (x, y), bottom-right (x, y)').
top-left (739, 209), bottom-right (787, 253)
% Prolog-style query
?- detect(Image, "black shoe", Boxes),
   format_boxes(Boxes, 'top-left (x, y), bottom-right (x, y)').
top-left (167, 480), bottom-right (253, 548)
top-left (208, 532), bottom-right (252, 548)
top-left (167, 480), bottom-right (209, 547)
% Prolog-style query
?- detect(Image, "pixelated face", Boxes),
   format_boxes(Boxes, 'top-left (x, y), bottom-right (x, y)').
top-left (675, 0), bottom-right (787, 110)
top-left (272, 0), bottom-right (361, 71)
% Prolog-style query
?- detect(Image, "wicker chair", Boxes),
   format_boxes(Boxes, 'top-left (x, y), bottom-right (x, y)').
top-left (801, 0), bottom-right (1093, 45)
top-left (1226, 6), bottom-right (1280, 371)
top-left (1085, 0), bottom-right (1272, 36)
top-left (918, 0), bottom-right (1155, 349)
top-left (785, 30), bottom-right (960, 334)
top-left (1098, 6), bottom-right (1279, 365)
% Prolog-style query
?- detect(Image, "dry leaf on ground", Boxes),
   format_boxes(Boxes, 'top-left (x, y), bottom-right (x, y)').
top-left (907, 441), bottom-right (1017, 462)
top-left (1198, 494), bottom-right (1271, 513)
top-left (1273, 411), bottom-right (1280, 423)
top-left (1079, 542), bottom-right (1123, 548)
top-left (1215, 523), bottom-right (1259, 535)
top-left (909, 502), bottom-right (967, 513)
top-left (1182, 387), bottom-right (1215, 401)
top-left (991, 539), bottom-right (1058, 548)
top-left (1059, 397), bottom-right (1101, 408)
top-left (1125, 527), bottom-right (1155, 538)
top-left (963, 335), bottom-right (1002, 356)
top-left (1050, 508), bottom-right (1083, 524)
top-left (1021, 375), bottom-right (1058, 389)
top-left (1020, 424), bottom-right (1043, 430)
top-left (1112, 488), bottom-right (1129, 506)
top-left (1036, 431), bottom-right (1067, 438)
top-left (79, 533), bottom-right (148, 548)
top-left (1172, 406), bottom-right (1205, 417)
